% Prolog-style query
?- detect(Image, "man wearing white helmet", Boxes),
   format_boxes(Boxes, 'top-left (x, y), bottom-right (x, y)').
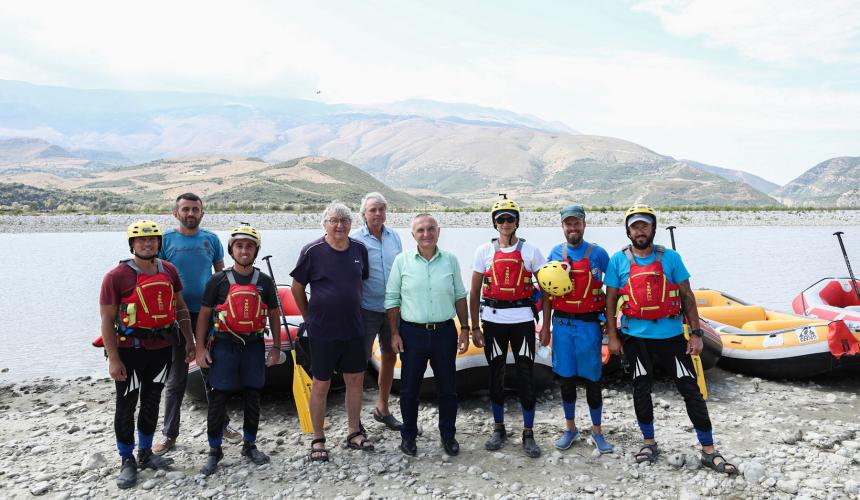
top-left (538, 204), bottom-right (613, 454)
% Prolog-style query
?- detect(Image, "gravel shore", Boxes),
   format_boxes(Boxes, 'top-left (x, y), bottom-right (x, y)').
top-left (0, 210), bottom-right (858, 233)
top-left (2, 367), bottom-right (859, 499)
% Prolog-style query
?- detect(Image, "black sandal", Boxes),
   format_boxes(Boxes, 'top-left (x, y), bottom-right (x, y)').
top-left (634, 443), bottom-right (660, 464)
top-left (309, 438), bottom-right (329, 462)
top-left (346, 431), bottom-right (375, 451)
top-left (701, 451), bottom-right (737, 475)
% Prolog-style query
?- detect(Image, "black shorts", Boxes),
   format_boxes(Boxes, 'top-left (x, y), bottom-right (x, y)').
top-left (308, 336), bottom-right (367, 381)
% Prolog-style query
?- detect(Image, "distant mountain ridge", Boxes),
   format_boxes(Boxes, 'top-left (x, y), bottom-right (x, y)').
top-left (772, 156), bottom-right (860, 207)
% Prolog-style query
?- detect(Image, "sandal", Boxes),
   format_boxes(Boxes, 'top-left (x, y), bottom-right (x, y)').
top-left (372, 407), bottom-right (403, 431)
top-left (309, 438), bottom-right (329, 462)
top-left (346, 431), bottom-right (375, 451)
top-left (701, 451), bottom-right (738, 475)
top-left (634, 443), bottom-right (660, 464)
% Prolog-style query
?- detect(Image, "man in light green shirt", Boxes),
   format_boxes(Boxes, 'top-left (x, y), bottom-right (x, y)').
top-left (385, 214), bottom-right (470, 457)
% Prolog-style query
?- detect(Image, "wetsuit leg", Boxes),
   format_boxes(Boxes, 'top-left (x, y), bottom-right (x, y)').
top-left (482, 321), bottom-right (509, 424)
top-left (584, 379), bottom-right (603, 426)
top-left (136, 346), bottom-right (172, 449)
top-left (622, 336), bottom-right (656, 439)
top-left (661, 334), bottom-right (713, 445)
top-left (507, 321), bottom-right (537, 427)
top-left (207, 389), bottom-right (229, 449)
top-left (115, 348), bottom-right (142, 458)
top-left (559, 376), bottom-right (577, 420)
top-left (242, 388), bottom-right (262, 443)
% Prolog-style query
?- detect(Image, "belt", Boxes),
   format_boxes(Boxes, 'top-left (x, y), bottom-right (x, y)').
top-left (553, 311), bottom-right (602, 322)
top-left (402, 319), bottom-right (454, 331)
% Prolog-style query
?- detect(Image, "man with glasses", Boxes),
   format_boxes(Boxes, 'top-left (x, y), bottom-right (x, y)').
top-left (469, 197), bottom-right (545, 457)
top-left (290, 201), bottom-right (371, 462)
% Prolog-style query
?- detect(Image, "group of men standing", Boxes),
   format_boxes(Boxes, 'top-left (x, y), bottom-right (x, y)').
top-left (98, 191), bottom-right (736, 490)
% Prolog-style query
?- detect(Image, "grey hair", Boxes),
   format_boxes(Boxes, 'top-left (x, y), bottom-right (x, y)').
top-left (320, 201), bottom-right (353, 228)
top-left (359, 192), bottom-right (388, 222)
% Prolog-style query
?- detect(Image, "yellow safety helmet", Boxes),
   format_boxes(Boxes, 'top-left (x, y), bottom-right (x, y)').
top-left (127, 220), bottom-right (163, 253)
top-left (228, 224), bottom-right (261, 258)
top-left (536, 261), bottom-right (573, 297)
top-left (491, 195), bottom-right (521, 228)
top-left (624, 205), bottom-right (657, 228)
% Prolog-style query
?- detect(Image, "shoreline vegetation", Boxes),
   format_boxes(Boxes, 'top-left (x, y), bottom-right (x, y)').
top-left (1, 209), bottom-right (859, 233)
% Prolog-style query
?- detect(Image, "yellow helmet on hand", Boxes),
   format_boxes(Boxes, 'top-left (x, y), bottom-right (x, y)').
top-left (537, 261), bottom-right (573, 297)
top-left (127, 219), bottom-right (163, 253)
top-left (228, 224), bottom-right (261, 258)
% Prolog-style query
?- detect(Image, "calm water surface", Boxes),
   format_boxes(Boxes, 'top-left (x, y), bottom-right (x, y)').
top-left (1, 226), bottom-right (858, 381)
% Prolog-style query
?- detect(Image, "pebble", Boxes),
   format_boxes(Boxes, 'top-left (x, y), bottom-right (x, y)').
top-left (83, 452), bottom-right (107, 471)
top-left (667, 453), bottom-right (685, 468)
top-left (742, 461), bottom-right (766, 484)
top-left (30, 481), bottom-right (51, 496)
top-left (141, 479), bottom-right (157, 490)
top-left (166, 471), bottom-right (186, 481)
top-left (777, 479), bottom-right (799, 494)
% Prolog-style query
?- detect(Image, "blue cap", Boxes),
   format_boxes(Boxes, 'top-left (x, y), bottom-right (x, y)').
top-left (560, 204), bottom-right (586, 221)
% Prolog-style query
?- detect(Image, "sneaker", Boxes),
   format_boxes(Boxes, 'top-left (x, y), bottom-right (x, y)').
top-left (223, 424), bottom-right (242, 443)
top-left (484, 426), bottom-right (507, 451)
top-left (241, 442), bottom-right (270, 465)
top-left (554, 429), bottom-right (580, 450)
top-left (522, 430), bottom-right (541, 458)
top-left (152, 436), bottom-right (176, 456)
top-left (138, 448), bottom-right (174, 470)
top-left (591, 433), bottom-right (614, 454)
top-left (116, 457), bottom-right (138, 489)
top-left (200, 447), bottom-right (223, 476)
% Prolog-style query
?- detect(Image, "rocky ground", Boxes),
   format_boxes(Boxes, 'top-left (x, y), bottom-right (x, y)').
top-left (1, 367), bottom-right (859, 499)
top-left (0, 209), bottom-right (858, 233)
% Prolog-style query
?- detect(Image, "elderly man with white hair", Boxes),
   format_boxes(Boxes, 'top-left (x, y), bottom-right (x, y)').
top-left (350, 192), bottom-right (404, 431)
top-left (290, 201), bottom-right (371, 462)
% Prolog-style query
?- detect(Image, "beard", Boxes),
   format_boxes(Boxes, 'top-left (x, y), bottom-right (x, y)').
top-left (180, 217), bottom-right (200, 230)
top-left (630, 231), bottom-right (655, 250)
top-left (565, 232), bottom-right (583, 246)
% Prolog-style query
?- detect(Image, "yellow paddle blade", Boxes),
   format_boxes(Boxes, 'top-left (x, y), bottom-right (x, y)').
top-left (683, 325), bottom-right (708, 400)
top-left (291, 350), bottom-right (314, 434)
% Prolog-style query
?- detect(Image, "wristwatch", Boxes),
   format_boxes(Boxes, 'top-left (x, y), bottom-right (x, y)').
top-left (690, 328), bottom-right (704, 338)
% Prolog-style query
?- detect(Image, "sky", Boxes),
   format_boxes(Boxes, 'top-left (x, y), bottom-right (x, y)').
top-left (0, 0), bottom-right (859, 184)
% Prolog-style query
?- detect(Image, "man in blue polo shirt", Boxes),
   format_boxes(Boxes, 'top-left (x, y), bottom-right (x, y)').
top-left (350, 192), bottom-right (403, 431)
top-left (605, 205), bottom-right (736, 475)
top-left (153, 193), bottom-right (237, 455)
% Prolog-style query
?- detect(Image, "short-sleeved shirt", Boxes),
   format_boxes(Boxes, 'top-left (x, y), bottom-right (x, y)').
top-left (350, 224), bottom-right (403, 313)
top-left (547, 240), bottom-right (610, 280)
top-left (290, 237), bottom-right (369, 341)
top-left (472, 239), bottom-right (545, 324)
top-left (99, 259), bottom-right (183, 306)
top-left (385, 247), bottom-right (467, 324)
top-left (604, 245), bottom-right (691, 340)
top-left (158, 228), bottom-right (224, 313)
top-left (200, 267), bottom-right (280, 319)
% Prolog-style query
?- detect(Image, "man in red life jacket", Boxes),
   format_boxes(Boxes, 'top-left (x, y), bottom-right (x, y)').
top-left (194, 225), bottom-right (282, 476)
top-left (99, 220), bottom-right (196, 489)
top-left (469, 196), bottom-right (545, 457)
top-left (538, 204), bottom-right (614, 454)
top-left (605, 206), bottom-right (736, 475)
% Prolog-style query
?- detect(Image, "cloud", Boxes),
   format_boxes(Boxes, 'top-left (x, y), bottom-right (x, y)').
top-left (632, 0), bottom-right (860, 64)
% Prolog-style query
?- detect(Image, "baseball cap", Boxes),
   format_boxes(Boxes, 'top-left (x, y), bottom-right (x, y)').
top-left (559, 204), bottom-right (586, 221)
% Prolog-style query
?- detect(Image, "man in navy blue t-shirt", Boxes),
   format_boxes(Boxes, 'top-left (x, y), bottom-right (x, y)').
top-left (291, 201), bottom-right (370, 462)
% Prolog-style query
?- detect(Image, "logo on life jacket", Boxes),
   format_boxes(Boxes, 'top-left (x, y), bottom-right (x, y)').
top-left (118, 259), bottom-right (176, 331)
top-left (551, 243), bottom-right (606, 314)
top-left (482, 238), bottom-right (533, 302)
top-left (620, 245), bottom-right (681, 320)
top-left (214, 269), bottom-right (268, 334)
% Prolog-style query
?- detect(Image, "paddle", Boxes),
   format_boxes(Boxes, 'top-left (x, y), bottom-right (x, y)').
top-left (833, 231), bottom-right (860, 307)
top-left (665, 226), bottom-right (708, 400)
top-left (261, 255), bottom-right (314, 434)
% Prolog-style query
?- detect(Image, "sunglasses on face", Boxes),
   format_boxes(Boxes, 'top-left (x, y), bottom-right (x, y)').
top-left (495, 216), bottom-right (517, 224)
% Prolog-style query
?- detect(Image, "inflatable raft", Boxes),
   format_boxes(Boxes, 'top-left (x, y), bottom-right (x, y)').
top-left (695, 289), bottom-right (860, 378)
top-left (792, 278), bottom-right (860, 328)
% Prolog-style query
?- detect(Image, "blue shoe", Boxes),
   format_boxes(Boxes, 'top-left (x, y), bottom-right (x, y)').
top-left (554, 429), bottom-right (579, 450)
top-left (591, 433), bottom-right (614, 454)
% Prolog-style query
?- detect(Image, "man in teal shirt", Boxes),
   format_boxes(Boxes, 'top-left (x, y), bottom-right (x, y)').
top-left (386, 214), bottom-right (471, 457)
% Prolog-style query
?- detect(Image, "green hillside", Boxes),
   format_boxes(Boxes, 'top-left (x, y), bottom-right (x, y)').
top-left (0, 182), bottom-right (134, 212)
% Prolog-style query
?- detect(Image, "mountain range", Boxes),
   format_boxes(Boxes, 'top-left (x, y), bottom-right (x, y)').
top-left (0, 79), bottom-right (856, 208)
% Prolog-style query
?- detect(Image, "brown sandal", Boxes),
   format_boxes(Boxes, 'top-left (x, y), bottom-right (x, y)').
top-left (309, 438), bottom-right (329, 462)
top-left (345, 431), bottom-right (374, 451)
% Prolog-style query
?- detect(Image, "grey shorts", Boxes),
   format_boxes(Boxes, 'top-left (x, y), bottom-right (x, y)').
top-left (362, 308), bottom-right (393, 359)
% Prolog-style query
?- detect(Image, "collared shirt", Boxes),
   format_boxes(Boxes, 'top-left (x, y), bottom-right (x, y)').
top-left (350, 224), bottom-right (403, 312)
top-left (385, 247), bottom-right (467, 324)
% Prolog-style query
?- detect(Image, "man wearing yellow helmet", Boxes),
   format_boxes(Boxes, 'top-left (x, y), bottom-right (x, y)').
top-left (538, 204), bottom-right (613, 454)
top-left (152, 193), bottom-right (233, 456)
top-left (195, 224), bottom-right (282, 475)
top-left (604, 206), bottom-right (736, 475)
top-left (469, 196), bottom-right (546, 457)
top-left (99, 220), bottom-right (196, 489)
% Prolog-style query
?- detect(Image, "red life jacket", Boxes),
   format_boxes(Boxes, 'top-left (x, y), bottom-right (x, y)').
top-left (214, 269), bottom-right (269, 334)
top-left (551, 243), bottom-right (606, 314)
top-left (118, 259), bottom-right (177, 331)
top-left (619, 245), bottom-right (681, 320)
top-left (482, 238), bottom-right (534, 302)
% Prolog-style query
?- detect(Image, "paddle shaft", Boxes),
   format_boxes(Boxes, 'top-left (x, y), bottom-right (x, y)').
top-left (261, 255), bottom-right (298, 352)
top-left (833, 232), bottom-right (860, 306)
top-left (666, 225), bottom-right (677, 250)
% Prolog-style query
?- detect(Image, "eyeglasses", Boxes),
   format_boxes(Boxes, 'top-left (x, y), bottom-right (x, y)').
top-left (326, 218), bottom-right (351, 226)
top-left (495, 216), bottom-right (517, 224)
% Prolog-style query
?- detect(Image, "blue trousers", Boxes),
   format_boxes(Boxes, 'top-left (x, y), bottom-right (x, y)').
top-left (399, 321), bottom-right (458, 441)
